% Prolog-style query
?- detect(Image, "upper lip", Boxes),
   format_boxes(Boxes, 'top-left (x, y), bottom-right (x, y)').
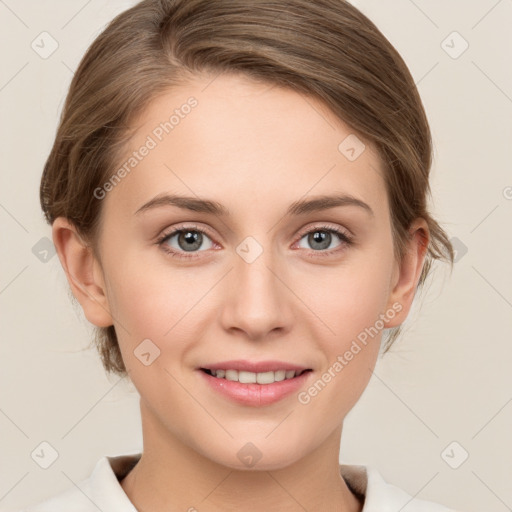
top-left (198, 360), bottom-right (311, 373)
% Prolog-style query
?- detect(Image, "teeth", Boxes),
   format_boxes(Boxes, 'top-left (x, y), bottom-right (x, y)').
top-left (207, 369), bottom-right (304, 384)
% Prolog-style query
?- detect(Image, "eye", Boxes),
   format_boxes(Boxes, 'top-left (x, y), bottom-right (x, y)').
top-left (156, 223), bottom-right (354, 261)
top-left (156, 224), bottom-right (216, 260)
top-left (295, 224), bottom-right (353, 257)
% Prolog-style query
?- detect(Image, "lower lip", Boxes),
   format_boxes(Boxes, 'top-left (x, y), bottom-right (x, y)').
top-left (198, 369), bottom-right (312, 407)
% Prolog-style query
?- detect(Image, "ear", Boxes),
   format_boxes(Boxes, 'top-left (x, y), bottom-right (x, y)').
top-left (384, 218), bottom-right (430, 328)
top-left (52, 217), bottom-right (113, 328)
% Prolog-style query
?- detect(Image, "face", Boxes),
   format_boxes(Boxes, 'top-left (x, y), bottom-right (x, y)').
top-left (70, 73), bottom-right (418, 470)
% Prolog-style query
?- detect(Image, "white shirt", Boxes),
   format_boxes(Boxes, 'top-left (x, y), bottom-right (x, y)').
top-left (21, 453), bottom-right (458, 511)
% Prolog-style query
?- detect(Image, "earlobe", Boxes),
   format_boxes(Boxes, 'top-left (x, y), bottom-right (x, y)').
top-left (52, 217), bottom-right (113, 328)
top-left (384, 218), bottom-right (430, 328)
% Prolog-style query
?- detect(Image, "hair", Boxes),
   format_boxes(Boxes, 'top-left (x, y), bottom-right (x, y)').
top-left (40, 0), bottom-right (454, 377)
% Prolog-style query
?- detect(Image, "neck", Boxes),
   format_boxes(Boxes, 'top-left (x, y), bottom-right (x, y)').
top-left (120, 399), bottom-right (363, 512)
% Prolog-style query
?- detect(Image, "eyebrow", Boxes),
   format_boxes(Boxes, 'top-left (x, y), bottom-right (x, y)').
top-left (134, 192), bottom-right (374, 218)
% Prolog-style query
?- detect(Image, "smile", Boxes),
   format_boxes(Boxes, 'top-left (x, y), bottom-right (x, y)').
top-left (200, 368), bottom-right (311, 384)
top-left (197, 364), bottom-right (314, 407)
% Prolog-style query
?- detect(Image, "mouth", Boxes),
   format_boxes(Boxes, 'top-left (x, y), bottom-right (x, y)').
top-left (198, 366), bottom-right (314, 406)
top-left (196, 360), bottom-right (314, 406)
top-left (199, 367), bottom-right (312, 384)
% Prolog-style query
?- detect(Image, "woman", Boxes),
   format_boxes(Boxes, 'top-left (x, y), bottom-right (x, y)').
top-left (26, 0), bottom-right (457, 510)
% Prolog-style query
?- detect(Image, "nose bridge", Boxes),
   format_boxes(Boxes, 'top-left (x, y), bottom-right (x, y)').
top-left (221, 235), bottom-right (290, 339)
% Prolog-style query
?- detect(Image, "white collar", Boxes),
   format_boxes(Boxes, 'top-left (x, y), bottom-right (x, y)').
top-left (24, 453), bottom-right (456, 511)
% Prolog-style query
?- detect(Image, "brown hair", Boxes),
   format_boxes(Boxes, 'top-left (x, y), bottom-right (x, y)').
top-left (40, 0), bottom-right (454, 377)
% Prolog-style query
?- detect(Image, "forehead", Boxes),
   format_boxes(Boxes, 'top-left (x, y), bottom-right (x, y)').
top-left (102, 72), bottom-right (388, 221)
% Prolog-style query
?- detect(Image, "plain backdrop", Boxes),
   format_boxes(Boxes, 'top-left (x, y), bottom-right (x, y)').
top-left (1, 1), bottom-right (511, 511)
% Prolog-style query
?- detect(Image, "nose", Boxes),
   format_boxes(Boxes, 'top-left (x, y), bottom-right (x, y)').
top-left (219, 242), bottom-right (293, 341)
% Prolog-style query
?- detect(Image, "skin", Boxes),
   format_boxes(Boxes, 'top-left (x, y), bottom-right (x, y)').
top-left (52, 73), bottom-right (429, 511)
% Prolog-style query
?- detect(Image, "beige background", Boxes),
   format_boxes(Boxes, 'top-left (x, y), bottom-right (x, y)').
top-left (1, 1), bottom-right (511, 511)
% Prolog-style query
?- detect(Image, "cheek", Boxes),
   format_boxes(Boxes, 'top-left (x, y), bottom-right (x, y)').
top-left (306, 248), bottom-right (394, 344)
top-left (104, 246), bottom-right (198, 330)
top-left (299, 272), bottom-right (386, 424)
top-left (296, 240), bottom-right (394, 404)
top-left (103, 250), bottom-right (225, 377)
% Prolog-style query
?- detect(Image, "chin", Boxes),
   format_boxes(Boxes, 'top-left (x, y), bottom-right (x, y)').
top-left (199, 437), bottom-right (308, 472)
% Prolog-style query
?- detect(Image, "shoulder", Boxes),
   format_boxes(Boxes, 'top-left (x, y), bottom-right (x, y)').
top-left (19, 454), bottom-right (140, 512)
top-left (20, 485), bottom-right (95, 512)
top-left (340, 464), bottom-right (460, 512)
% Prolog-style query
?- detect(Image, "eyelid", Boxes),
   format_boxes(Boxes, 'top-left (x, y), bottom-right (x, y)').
top-left (295, 222), bottom-right (353, 240)
top-left (157, 222), bottom-right (216, 240)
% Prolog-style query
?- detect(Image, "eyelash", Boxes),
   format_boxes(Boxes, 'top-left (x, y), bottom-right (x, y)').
top-left (155, 223), bottom-right (354, 260)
